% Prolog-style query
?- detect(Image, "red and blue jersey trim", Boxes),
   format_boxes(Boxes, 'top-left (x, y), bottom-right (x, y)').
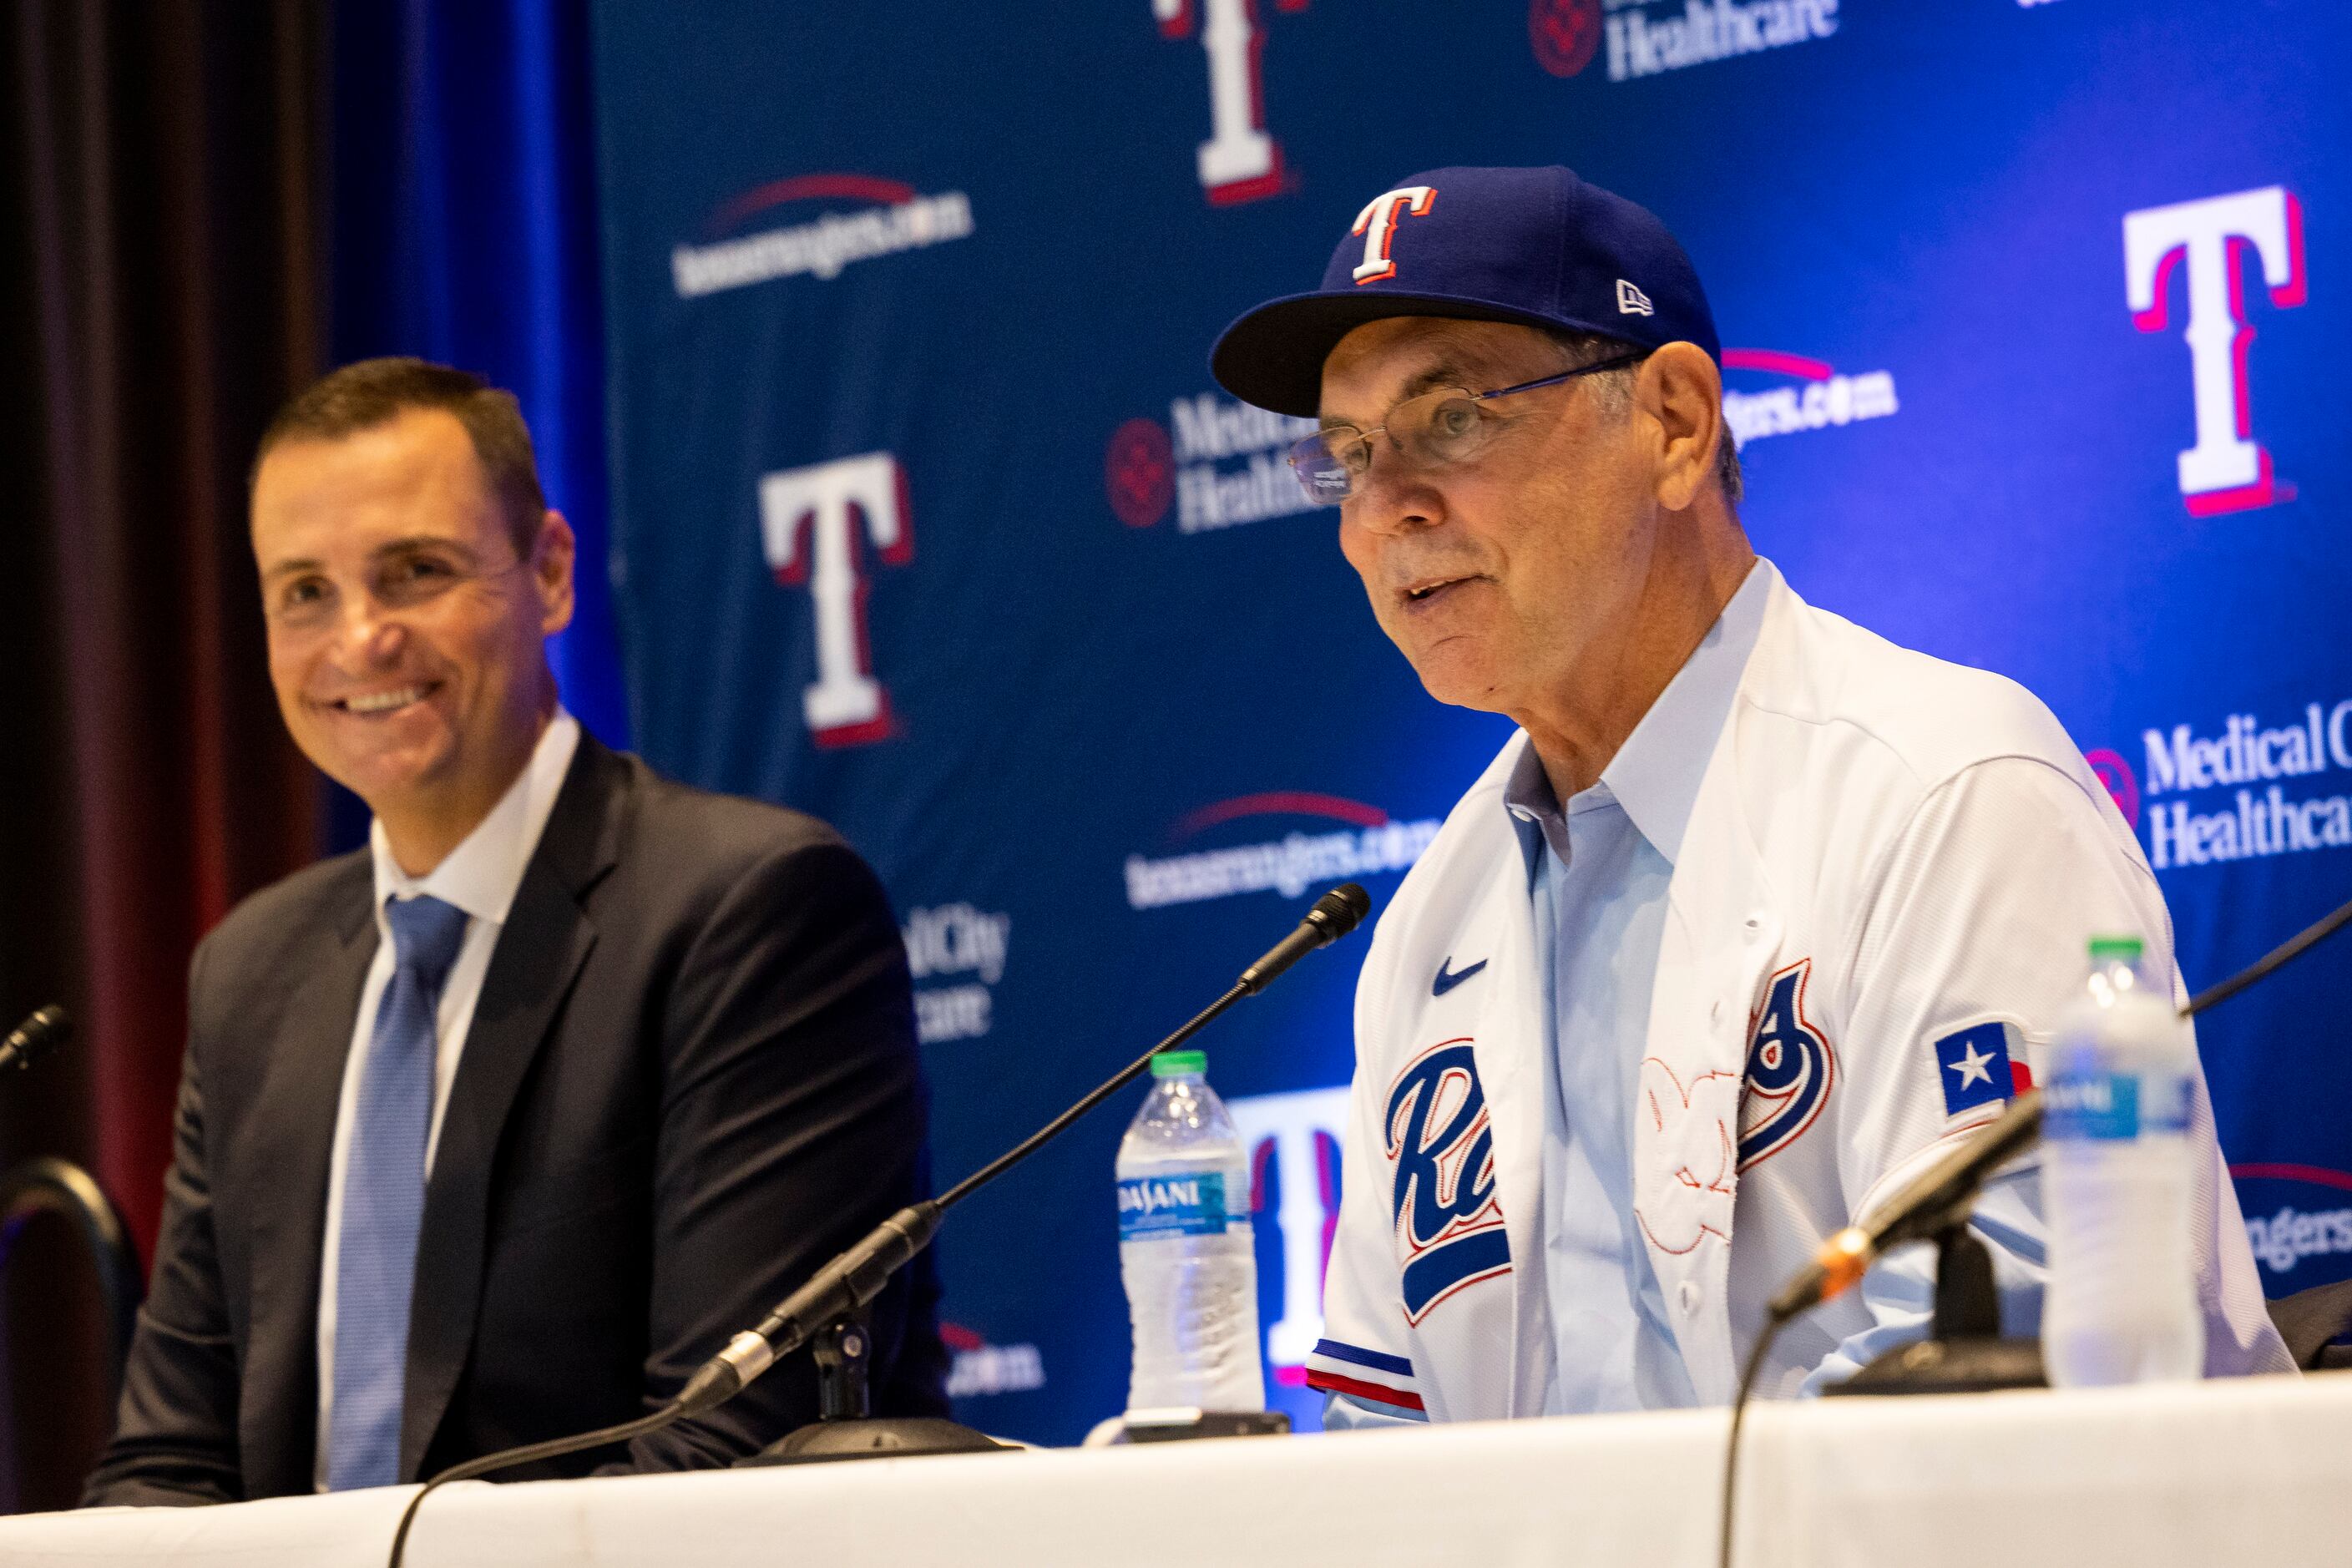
top-left (1302, 1338), bottom-right (1425, 1413)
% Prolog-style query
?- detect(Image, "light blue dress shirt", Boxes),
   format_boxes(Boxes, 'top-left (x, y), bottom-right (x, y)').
top-left (1323, 564), bottom-right (1771, 1432)
top-left (1501, 563), bottom-right (1768, 1414)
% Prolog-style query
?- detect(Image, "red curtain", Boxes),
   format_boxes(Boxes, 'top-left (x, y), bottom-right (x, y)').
top-left (1, 0), bottom-right (325, 1511)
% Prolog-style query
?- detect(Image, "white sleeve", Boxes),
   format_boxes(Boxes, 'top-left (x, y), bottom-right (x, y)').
top-left (1320, 1390), bottom-right (1429, 1430)
top-left (1303, 952), bottom-right (1434, 1421)
top-left (1822, 755), bottom-right (2289, 1383)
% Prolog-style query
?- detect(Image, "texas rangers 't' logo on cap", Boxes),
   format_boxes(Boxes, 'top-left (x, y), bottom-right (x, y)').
top-left (1209, 164), bottom-right (1722, 417)
top-left (1351, 186), bottom-right (1437, 285)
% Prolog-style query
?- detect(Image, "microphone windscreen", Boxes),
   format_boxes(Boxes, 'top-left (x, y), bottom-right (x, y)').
top-left (1313, 883), bottom-right (1372, 941)
top-left (4, 1005), bottom-right (70, 1068)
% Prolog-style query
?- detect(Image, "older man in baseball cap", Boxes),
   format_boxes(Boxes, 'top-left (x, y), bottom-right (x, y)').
top-left (1211, 166), bottom-right (2288, 1428)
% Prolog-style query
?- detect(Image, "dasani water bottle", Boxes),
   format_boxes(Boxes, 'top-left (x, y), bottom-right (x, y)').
top-left (1117, 1050), bottom-right (1266, 1412)
top-left (2042, 934), bottom-right (2204, 1386)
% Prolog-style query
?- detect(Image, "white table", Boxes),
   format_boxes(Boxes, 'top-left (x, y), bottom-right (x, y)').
top-left (10, 1375), bottom-right (2349, 1568)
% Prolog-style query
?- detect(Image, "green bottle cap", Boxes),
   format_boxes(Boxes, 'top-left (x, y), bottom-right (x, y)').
top-left (1151, 1050), bottom-right (1207, 1078)
top-left (2087, 935), bottom-right (2144, 964)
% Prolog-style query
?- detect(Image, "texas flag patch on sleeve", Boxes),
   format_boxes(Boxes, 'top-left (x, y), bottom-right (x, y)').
top-left (1933, 1019), bottom-right (2032, 1118)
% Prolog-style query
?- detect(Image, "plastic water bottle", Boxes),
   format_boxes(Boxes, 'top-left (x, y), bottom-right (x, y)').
top-left (1116, 1049), bottom-right (1266, 1413)
top-left (2042, 933), bottom-right (2204, 1387)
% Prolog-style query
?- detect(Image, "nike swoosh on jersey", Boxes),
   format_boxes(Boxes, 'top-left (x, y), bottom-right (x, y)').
top-left (1432, 957), bottom-right (1488, 996)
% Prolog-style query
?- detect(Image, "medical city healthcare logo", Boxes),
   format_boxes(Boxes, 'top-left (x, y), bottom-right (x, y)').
top-left (1719, 348), bottom-right (1899, 448)
top-left (1535, 0), bottom-right (1839, 81)
top-left (671, 173), bottom-right (974, 299)
top-left (903, 903), bottom-right (1010, 1045)
top-left (1107, 393), bottom-right (1320, 534)
top-left (1124, 793), bottom-right (1442, 910)
top-left (2112, 696), bottom-right (2352, 870)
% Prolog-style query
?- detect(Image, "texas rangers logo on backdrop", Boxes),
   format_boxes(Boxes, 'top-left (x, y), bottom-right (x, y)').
top-left (1719, 348), bottom-right (1899, 448)
top-left (758, 453), bottom-right (913, 748)
top-left (1152, 0), bottom-right (1308, 205)
top-left (1739, 959), bottom-right (1836, 1169)
top-left (2233, 1164), bottom-right (2352, 1293)
top-left (670, 173), bottom-right (974, 300)
top-left (1124, 793), bottom-right (1441, 910)
top-left (1385, 1041), bottom-right (1510, 1323)
top-left (2124, 186), bottom-right (2307, 516)
top-left (1227, 1085), bottom-right (1350, 1375)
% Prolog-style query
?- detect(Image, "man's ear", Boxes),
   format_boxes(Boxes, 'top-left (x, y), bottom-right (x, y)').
top-left (532, 508), bottom-right (577, 637)
top-left (1633, 342), bottom-right (1727, 513)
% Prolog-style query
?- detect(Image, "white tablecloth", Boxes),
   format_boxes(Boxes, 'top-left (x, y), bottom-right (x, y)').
top-left (10, 1375), bottom-right (2349, 1568)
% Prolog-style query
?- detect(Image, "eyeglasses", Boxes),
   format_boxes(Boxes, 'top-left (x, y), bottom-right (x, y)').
top-left (1284, 352), bottom-right (1643, 507)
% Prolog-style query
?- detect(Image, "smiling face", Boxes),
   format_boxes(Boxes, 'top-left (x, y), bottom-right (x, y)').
top-left (251, 407), bottom-right (574, 869)
top-left (1324, 316), bottom-right (1662, 719)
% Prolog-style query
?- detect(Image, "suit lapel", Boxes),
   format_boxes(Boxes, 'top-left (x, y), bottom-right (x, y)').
top-left (398, 738), bottom-right (626, 1477)
top-left (240, 865), bottom-right (376, 1496)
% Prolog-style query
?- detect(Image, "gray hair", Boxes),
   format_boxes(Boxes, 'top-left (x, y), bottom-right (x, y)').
top-left (1549, 331), bottom-right (1743, 505)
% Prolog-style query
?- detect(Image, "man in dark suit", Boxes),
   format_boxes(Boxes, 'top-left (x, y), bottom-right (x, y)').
top-left (85, 358), bottom-right (947, 1504)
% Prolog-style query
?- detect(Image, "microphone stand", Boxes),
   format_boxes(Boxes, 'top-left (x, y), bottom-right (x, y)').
top-left (1823, 1189), bottom-right (2046, 1396)
top-left (1834, 890), bottom-right (2352, 1398)
top-left (1721, 888), bottom-right (2352, 1568)
top-left (386, 886), bottom-right (1371, 1568)
top-left (739, 977), bottom-right (1261, 1465)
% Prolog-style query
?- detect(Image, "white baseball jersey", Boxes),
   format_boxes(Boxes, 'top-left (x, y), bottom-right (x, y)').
top-left (1305, 563), bottom-right (2291, 1421)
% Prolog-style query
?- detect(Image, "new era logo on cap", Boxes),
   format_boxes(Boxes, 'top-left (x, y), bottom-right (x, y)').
top-left (1208, 164), bottom-right (1722, 417)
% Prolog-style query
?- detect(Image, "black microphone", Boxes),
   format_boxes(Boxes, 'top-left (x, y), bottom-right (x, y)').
top-left (387, 885), bottom-right (1378, 1566)
top-left (678, 881), bottom-right (1376, 1415)
top-left (1762, 888), bottom-right (2352, 1327)
top-left (0, 1006), bottom-right (71, 1075)
top-left (1238, 883), bottom-right (1373, 994)
top-left (1768, 1089), bottom-right (2043, 1323)
top-left (674, 882), bottom-right (1380, 1412)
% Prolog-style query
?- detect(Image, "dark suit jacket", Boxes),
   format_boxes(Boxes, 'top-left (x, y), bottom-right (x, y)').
top-left (85, 735), bottom-right (948, 1504)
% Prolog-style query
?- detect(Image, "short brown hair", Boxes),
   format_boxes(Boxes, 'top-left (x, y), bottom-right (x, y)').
top-left (254, 357), bottom-right (547, 548)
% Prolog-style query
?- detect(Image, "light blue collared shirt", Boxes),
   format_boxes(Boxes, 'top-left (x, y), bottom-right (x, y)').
top-left (1323, 567), bottom-right (1769, 1433)
top-left (1502, 562), bottom-right (1769, 1414)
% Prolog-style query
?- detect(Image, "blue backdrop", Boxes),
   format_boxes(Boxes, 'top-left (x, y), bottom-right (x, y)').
top-left (586, 0), bottom-right (2349, 1442)
top-left (330, 0), bottom-right (630, 764)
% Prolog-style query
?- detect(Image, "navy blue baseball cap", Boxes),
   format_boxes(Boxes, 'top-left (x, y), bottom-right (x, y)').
top-left (1210, 165), bottom-right (1720, 417)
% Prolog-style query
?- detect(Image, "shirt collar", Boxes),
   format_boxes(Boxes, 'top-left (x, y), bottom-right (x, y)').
top-left (1501, 559), bottom-right (1769, 869)
top-left (370, 710), bottom-right (583, 927)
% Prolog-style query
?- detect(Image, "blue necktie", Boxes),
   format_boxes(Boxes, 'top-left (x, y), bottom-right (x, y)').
top-left (327, 893), bottom-right (469, 1491)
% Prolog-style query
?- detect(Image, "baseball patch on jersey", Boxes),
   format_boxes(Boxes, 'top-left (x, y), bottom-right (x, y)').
top-left (1738, 959), bottom-right (1837, 1170)
top-left (1384, 1039), bottom-right (1510, 1323)
top-left (1932, 1018), bottom-right (2031, 1120)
